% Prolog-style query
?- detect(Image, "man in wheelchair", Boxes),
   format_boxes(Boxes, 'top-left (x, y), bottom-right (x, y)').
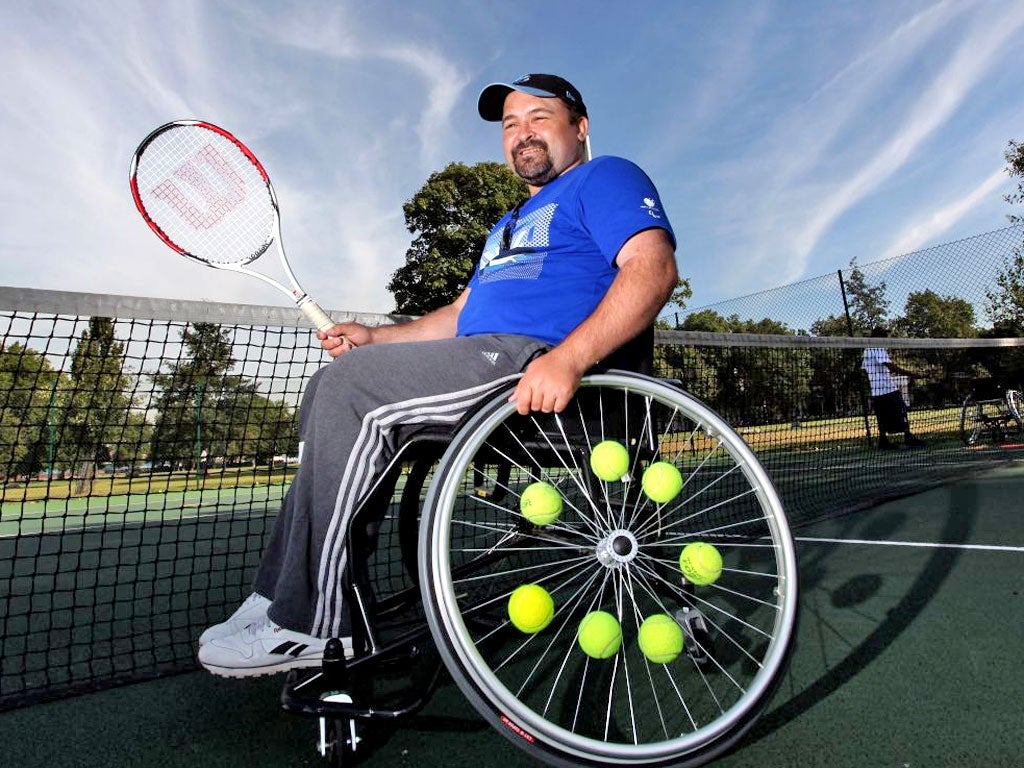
top-left (197, 73), bottom-right (678, 678)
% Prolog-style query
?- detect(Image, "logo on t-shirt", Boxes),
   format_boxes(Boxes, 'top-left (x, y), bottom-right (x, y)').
top-left (478, 203), bottom-right (558, 283)
top-left (641, 197), bottom-right (663, 219)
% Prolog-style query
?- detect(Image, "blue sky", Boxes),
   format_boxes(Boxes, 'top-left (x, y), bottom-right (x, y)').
top-left (2, 0), bottom-right (1023, 316)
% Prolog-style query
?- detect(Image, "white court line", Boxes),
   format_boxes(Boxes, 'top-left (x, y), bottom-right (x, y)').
top-left (796, 536), bottom-right (1024, 553)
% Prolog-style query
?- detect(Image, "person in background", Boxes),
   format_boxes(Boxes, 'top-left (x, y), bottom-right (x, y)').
top-left (861, 327), bottom-right (926, 450)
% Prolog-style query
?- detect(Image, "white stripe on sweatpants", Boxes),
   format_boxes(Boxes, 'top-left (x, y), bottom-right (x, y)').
top-left (312, 375), bottom-right (518, 637)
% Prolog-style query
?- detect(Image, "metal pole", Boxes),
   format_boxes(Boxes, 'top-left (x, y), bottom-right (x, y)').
top-left (46, 374), bottom-right (59, 479)
top-left (839, 269), bottom-right (874, 445)
top-left (194, 378), bottom-right (204, 488)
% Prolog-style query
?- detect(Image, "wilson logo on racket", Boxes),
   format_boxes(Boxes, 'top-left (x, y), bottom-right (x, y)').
top-left (129, 119), bottom-right (342, 334)
top-left (151, 143), bottom-right (248, 230)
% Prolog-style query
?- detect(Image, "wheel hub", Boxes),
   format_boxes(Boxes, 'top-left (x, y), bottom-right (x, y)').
top-left (596, 529), bottom-right (639, 568)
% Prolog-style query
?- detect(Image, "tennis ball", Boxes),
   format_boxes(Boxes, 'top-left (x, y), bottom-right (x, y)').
top-left (679, 542), bottom-right (723, 586)
top-left (577, 610), bottom-right (622, 659)
top-left (641, 461), bottom-right (682, 504)
top-left (520, 481), bottom-right (563, 526)
top-left (507, 584), bottom-right (554, 634)
top-left (638, 614), bottom-right (684, 664)
top-left (590, 440), bottom-right (629, 481)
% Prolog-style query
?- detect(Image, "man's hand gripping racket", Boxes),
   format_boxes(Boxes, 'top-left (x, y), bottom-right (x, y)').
top-left (129, 120), bottom-right (354, 347)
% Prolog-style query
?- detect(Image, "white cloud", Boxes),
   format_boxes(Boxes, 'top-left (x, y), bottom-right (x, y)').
top-left (788, 3), bottom-right (1024, 264)
top-left (883, 166), bottom-right (1010, 258)
top-left (2, 0), bottom-right (1024, 317)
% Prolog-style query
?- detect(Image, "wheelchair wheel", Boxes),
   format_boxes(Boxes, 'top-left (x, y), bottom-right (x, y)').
top-left (419, 373), bottom-right (799, 767)
top-left (1005, 390), bottom-right (1023, 438)
top-left (960, 395), bottom-right (985, 446)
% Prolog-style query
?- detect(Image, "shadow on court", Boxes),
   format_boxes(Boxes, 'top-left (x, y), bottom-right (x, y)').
top-left (0, 464), bottom-right (1021, 767)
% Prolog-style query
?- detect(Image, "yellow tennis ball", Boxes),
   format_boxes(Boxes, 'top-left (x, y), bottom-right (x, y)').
top-left (520, 481), bottom-right (563, 526)
top-left (642, 461), bottom-right (683, 503)
top-left (507, 584), bottom-right (554, 634)
top-left (577, 610), bottom-right (622, 659)
top-left (679, 542), bottom-right (723, 586)
top-left (638, 614), bottom-right (684, 664)
top-left (590, 440), bottom-right (629, 481)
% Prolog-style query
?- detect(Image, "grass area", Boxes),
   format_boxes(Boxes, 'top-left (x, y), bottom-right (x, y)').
top-left (661, 404), bottom-right (964, 456)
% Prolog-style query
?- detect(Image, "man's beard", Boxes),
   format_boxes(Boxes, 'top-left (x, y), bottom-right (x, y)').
top-left (512, 140), bottom-right (558, 186)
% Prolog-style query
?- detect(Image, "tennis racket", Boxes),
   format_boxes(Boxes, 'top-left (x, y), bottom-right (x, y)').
top-left (129, 120), bottom-right (337, 332)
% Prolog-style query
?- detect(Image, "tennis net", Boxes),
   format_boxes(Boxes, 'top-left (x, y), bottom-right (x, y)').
top-left (1, 287), bottom-right (1021, 709)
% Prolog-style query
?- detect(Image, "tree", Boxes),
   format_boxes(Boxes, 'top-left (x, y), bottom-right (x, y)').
top-left (1005, 139), bottom-right (1024, 224)
top-left (387, 162), bottom-right (529, 314)
top-left (59, 318), bottom-right (135, 492)
top-left (0, 343), bottom-right (59, 478)
top-left (150, 323), bottom-right (297, 470)
top-left (897, 290), bottom-right (976, 338)
top-left (811, 260), bottom-right (890, 337)
top-left (984, 139), bottom-right (1024, 335)
top-left (150, 323), bottom-right (237, 469)
top-left (667, 278), bottom-right (692, 315)
top-left (977, 139), bottom-right (1024, 383)
top-left (659, 310), bottom-right (812, 425)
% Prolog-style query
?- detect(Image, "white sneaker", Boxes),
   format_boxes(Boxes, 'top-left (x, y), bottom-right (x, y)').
top-left (198, 616), bottom-right (349, 678)
top-left (198, 593), bottom-right (271, 647)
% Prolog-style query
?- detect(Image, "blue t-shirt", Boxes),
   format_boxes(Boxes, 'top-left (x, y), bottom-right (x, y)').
top-left (456, 156), bottom-right (675, 346)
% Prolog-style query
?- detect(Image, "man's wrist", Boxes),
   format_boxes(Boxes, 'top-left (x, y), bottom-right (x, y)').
top-left (548, 342), bottom-right (595, 377)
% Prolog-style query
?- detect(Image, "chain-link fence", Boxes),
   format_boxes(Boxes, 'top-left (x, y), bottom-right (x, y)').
top-left (665, 224), bottom-right (1024, 337)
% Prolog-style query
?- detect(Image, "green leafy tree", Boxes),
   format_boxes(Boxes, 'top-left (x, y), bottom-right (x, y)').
top-left (205, 383), bottom-right (297, 467)
top-left (150, 323), bottom-right (236, 469)
top-left (1005, 139), bottom-right (1024, 224)
top-left (662, 278), bottom-right (692, 321)
top-left (811, 260), bottom-right (890, 337)
top-left (897, 290), bottom-right (976, 339)
top-left (888, 290), bottom-right (976, 398)
top-left (0, 343), bottom-right (60, 478)
top-left (660, 310), bottom-right (812, 424)
top-left (150, 324), bottom-right (297, 470)
top-left (57, 318), bottom-right (136, 491)
top-left (985, 140), bottom-right (1024, 334)
top-left (977, 139), bottom-right (1024, 383)
top-left (388, 162), bottom-right (529, 314)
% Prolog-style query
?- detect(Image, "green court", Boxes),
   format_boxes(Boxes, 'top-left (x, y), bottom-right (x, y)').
top-left (0, 463), bottom-right (1019, 767)
top-left (0, 485), bottom-right (287, 538)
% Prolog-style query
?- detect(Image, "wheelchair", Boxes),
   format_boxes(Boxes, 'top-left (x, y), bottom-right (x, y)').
top-left (281, 338), bottom-right (800, 768)
top-left (959, 388), bottom-right (1023, 446)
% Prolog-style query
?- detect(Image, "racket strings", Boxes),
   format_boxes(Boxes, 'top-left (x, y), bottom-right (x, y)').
top-left (134, 126), bottom-right (276, 266)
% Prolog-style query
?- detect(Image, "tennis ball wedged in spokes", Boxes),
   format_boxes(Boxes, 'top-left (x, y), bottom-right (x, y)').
top-left (679, 541), bottom-right (723, 586)
top-left (638, 613), bottom-right (684, 664)
top-left (576, 610), bottom-right (622, 659)
top-left (641, 461), bottom-right (683, 503)
top-left (590, 440), bottom-right (630, 481)
top-left (519, 481), bottom-right (563, 526)
top-left (507, 584), bottom-right (555, 633)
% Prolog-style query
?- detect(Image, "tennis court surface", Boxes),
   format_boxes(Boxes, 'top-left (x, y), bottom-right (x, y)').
top-left (0, 462), bottom-right (1019, 767)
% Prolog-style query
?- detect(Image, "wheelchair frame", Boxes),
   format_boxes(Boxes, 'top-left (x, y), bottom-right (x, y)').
top-left (959, 389), bottom-right (1024, 446)
top-left (281, 371), bottom-right (800, 768)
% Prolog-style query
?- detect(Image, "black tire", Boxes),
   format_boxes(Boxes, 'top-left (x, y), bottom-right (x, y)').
top-left (1005, 390), bottom-right (1024, 439)
top-left (324, 717), bottom-right (357, 768)
top-left (419, 373), bottom-right (799, 767)
top-left (959, 395), bottom-right (985, 446)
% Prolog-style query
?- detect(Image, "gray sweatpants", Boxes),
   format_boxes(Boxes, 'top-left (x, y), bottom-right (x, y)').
top-left (253, 333), bottom-right (548, 638)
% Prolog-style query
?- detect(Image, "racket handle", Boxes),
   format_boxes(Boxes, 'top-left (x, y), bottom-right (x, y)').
top-left (298, 298), bottom-right (335, 332)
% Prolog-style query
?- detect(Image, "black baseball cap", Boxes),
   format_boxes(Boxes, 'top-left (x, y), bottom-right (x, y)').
top-left (478, 74), bottom-right (588, 122)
